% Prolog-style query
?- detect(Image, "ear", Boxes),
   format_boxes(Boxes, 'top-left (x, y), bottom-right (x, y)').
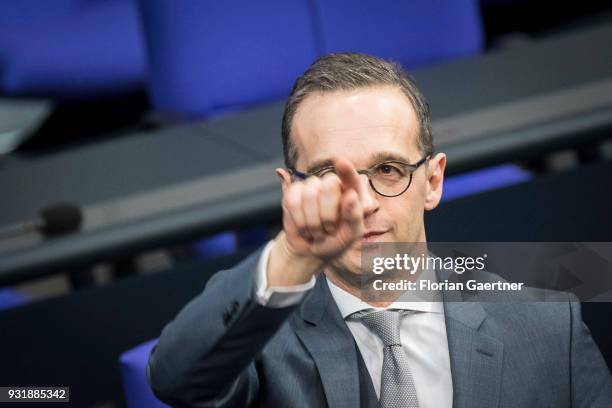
top-left (424, 153), bottom-right (446, 211)
top-left (275, 168), bottom-right (293, 193)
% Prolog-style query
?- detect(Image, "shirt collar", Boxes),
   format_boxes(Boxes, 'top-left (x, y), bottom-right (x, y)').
top-left (326, 264), bottom-right (443, 318)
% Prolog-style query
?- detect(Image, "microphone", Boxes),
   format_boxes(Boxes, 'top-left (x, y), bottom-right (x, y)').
top-left (0, 203), bottom-right (83, 240)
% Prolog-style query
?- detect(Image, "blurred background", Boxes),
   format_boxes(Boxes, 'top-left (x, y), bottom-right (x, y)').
top-left (1, 1), bottom-right (611, 406)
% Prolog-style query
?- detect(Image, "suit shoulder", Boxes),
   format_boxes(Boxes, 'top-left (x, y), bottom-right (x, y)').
top-left (468, 269), bottom-right (573, 335)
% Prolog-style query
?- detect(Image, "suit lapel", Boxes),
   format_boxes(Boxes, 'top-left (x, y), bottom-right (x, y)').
top-left (443, 297), bottom-right (504, 408)
top-left (295, 276), bottom-right (361, 408)
top-left (293, 268), bottom-right (504, 408)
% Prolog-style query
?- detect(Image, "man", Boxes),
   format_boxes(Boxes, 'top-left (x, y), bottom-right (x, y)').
top-left (147, 53), bottom-right (612, 407)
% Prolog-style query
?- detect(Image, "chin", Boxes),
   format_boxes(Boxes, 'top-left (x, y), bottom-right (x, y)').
top-left (338, 247), bottom-right (363, 275)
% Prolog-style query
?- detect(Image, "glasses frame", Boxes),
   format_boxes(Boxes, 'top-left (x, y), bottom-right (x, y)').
top-left (287, 154), bottom-right (430, 197)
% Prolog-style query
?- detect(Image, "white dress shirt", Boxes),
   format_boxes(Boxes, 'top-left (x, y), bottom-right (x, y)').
top-left (254, 239), bottom-right (453, 408)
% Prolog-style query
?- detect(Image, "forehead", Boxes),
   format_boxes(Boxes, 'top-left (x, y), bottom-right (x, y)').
top-left (291, 86), bottom-right (420, 169)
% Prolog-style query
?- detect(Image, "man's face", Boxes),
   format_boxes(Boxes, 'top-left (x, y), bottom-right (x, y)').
top-left (288, 85), bottom-right (446, 274)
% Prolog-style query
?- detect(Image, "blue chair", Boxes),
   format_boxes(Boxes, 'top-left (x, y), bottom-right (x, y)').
top-left (442, 164), bottom-right (532, 201)
top-left (193, 231), bottom-right (238, 259)
top-left (193, 227), bottom-right (269, 260)
top-left (0, 289), bottom-right (28, 311)
top-left (138, 0), bottom-right (319, 117)
top-left (139, 0), bottom-right (483, 117)
top-left (313, 0), bottom-right (483, 68)
top-left (0, 0), bottom-right (146, 100)
top-left (120, 339), bottom-right (169, 408)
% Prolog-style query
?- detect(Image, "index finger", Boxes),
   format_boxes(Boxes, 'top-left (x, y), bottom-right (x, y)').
top-left (334, 157), bottom-right (362, 194)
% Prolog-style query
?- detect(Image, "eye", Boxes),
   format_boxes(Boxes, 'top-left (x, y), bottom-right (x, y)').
top-left (315, 167), bottom-right (336, 177)
top-left (375, 163), bottom-right (405, 177)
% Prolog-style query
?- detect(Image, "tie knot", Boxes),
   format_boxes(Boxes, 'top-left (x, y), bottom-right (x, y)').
top-left (354, 310), bottom-right (402, 346)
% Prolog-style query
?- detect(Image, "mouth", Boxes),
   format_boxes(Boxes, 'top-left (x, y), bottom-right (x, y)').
top-left (360, 230), bottom-right (389, 242)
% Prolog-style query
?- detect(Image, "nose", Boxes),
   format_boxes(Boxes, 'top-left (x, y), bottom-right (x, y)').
top-left (358, 173), bottom-right (379, 216)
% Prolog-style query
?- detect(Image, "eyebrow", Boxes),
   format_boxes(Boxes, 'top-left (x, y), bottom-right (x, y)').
top-left (305, 151), bottom-right (412, 174)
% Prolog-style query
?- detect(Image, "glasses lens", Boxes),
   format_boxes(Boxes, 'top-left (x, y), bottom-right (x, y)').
top-left (370, 163), bottom-right (411, 196)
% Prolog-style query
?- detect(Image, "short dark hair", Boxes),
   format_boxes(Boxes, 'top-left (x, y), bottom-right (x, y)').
top-left (281, 52), bottom-right (434, 169)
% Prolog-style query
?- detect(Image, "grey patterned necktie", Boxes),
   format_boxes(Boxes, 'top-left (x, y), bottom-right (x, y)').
top-left (354, 310), bottom-right (419, 408)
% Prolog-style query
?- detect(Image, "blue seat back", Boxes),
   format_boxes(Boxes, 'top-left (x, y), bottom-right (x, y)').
top-left (0, 0), bottom-right (146, 99)
top-left (120, 339), bottom-right (169, 408)
top-left (138, 0), bottom-right (319, 117)
top-left (443, 164), bottom-right (532, 201)
top-left (314, 0), bottom-right (483, 68)
top-left (0, 289), bottom-right (29, 311)
top-left (140, 0), bottom-right (483, 117)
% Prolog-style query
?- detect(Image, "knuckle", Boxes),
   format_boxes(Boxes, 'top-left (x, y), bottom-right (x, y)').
top-left (320, 203), bottom-right (338, 221)
top-left (285, 190), bottom-right (301, 209)
top-left (305, 211), bottom-right (319, 225)
top-left (302, 185), bottom-right (318, 202)
top-left (285, 181), bottom-right (300, 195)
top-left (304, 212), bottom-right (320, 226)
top-left (321, 178), bottom-right (339, 195)
top-left (303, 176), bottom-right (320, 191)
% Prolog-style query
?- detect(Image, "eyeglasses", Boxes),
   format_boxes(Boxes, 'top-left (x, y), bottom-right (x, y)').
top-left (288, 155), bottom-right (430, 197)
